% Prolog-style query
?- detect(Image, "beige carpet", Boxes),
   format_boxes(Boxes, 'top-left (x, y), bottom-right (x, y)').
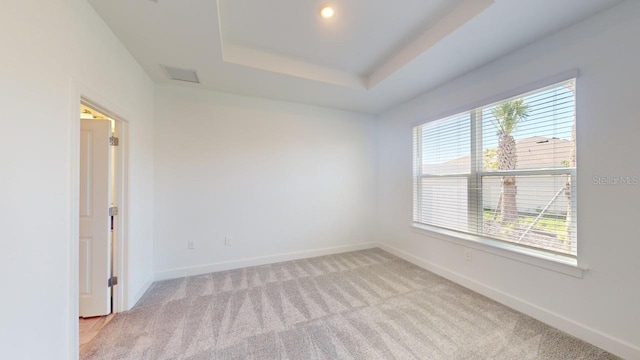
top-left (83, 248), bottom-right (619, 359)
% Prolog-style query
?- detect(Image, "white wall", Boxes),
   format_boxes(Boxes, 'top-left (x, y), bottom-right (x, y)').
top-left (377, 2), bottom-right (640, 358)
top-left (0, 1), bottom-right (155, 359)
top-left (153, 85), bottom-right (377, 277)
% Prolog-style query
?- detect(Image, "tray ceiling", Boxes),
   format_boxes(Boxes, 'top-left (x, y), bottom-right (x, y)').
top-left (88, 0), bottom-right (622, 114)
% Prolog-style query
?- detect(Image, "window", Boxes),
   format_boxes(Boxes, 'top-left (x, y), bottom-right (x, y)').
top-left (413, 78), bottom-right (577, 258)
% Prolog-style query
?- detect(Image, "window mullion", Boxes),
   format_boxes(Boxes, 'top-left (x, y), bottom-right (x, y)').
top-left (414, 127), bottom-right (423, 223)
top-left (469, 109), bottom-right (483, 235)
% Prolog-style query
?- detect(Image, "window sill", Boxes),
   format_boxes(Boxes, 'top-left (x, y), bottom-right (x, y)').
top-left (411, 223), bottom-right (586, 278)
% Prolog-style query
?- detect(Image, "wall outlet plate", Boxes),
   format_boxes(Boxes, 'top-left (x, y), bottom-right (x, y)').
top-left (464, 249), bottom-right (473, 261)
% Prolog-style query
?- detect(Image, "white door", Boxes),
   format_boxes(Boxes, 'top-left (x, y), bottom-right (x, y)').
top-left (79, 119), bottom-right (112, 317)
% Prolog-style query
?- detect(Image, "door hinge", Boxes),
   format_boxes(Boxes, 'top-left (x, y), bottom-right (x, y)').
top-left (108, 276), bottom-right (118, 287)
top-left (109, 206), bottom-right (118, 216)
top-left (110, 136), bottom-right (119, 146)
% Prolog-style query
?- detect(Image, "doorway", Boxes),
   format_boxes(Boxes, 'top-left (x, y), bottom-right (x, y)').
top-left (76, 101), bottom-right (126, 355)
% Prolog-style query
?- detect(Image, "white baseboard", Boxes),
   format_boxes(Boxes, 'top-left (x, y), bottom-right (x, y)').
top-left (378, 242), bottom-right (640, 360)
top-left (154, 242), bottom-right (378, 282)
top-left (128, 273), bottom-right (154, 310)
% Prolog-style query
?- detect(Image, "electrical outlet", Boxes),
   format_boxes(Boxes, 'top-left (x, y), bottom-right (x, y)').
top-left (224, 236), bottom-right (232, 247)
top-left (464, 249), bottom-right (473, 262)
top-left (188, 241), bottom-right (195, 250)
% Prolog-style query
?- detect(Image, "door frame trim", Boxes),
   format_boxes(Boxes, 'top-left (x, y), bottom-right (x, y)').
top-left (69, 79), bottom-right (130, 359)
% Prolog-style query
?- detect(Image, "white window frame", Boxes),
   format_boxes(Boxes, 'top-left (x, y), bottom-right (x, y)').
top-left (412, 70), bottom-right (584, 277)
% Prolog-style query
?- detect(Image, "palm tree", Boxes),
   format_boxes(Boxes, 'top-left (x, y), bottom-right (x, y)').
top-left (490, 99), bottom-right (529, 226)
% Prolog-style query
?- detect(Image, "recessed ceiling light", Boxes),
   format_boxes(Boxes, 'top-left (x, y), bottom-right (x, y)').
top-left (319, 5), bottom-right (335, 19)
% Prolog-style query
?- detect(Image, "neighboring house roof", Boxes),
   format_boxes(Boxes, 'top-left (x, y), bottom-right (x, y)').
top-left (422, 136), bottom-right (572, 174)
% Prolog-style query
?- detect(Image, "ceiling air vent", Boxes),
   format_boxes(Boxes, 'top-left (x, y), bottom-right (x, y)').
top-left (162, 65), bottom-right (200, 83)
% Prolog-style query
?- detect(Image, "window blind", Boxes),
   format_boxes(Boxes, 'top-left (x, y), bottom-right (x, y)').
top-left (414, 79), bottom-right (577, 257)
